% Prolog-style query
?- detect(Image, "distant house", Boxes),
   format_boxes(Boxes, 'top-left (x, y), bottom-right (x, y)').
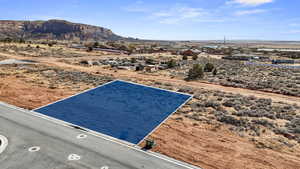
top-left (202, 45), bottom-right (220, 54)
top-left (144, 65), bottom-right (157, 72)
top-left (171, 50), bottom-right (180, 55)
top-left (180, 49), bottom-right (201, 56)
top-left (203, 45), bottom-right (219, 49)
top-left (222, 54), bottom-right (267, 61)
top-left (150, 47), bottom-right (168, 53)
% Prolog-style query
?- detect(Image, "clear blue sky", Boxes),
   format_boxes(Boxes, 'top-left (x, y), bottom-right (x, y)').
top-left (1, 0), bottom-right (300, 41)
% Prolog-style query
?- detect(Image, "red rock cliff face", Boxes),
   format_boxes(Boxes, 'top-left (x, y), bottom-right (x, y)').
top-left (0, 19), bottom-right (124, 41)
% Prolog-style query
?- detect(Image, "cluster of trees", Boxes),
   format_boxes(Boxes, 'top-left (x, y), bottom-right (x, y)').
top-left (204, 63), bottom-right (214, 72)
top-left (0, 38), bottom-right (25, 43)
top-left (182, 55), bottom-right (198, 61)
top-left (187, 64), bottom-right (204, 80)
top-left (167, 59), bottom-right (177, 68)
top-left (187, 63), bottom-right (217, 80)
top-left (85, 41), bottom-right (137, 54)
top-left (0, 38), bottom-right (57, 48)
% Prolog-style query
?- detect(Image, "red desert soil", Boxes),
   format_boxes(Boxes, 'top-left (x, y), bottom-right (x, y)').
top-left (0, 77), bottom-right (74, 110)
top-left (146, 118), bottom-right (300, 169)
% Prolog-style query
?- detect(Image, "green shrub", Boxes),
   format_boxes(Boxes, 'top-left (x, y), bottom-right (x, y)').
top-left (187, 64), bottom-right (204, 80)
top-left (146, 58), bottom-right (155, 64)
top-left (182, 55), bottom-right (188, 60)
top-left (19, 39), bottom-right (25, 43)
top-left (204, 63), bottom-right (214, 72)
top-left (87, 46), bottom-right (93, 52)
top-left (130, 58), bottom-right (137, 63)
top-left (3, 37), bottom-right (12, 43)
top-left (167, 59), bottom-right (177, 68)
top-left (93, 42), bottom-right (99, 48)
top-left (192, 55), bottom-right (198, 60)
top-left (213, 68), bottom-right (218, 75)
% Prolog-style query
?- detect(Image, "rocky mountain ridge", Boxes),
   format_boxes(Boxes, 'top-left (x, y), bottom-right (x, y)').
top-left (0, 19), bottom-right (126, 41)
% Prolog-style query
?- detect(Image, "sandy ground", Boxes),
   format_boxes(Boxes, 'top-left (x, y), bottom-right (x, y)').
top-left (0, 76), bottom-right (75, 109)
top-left (145, 117), bottom-right (300, 169)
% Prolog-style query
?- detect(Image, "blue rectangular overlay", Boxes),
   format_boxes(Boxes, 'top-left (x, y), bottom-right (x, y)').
top-left (35, 80), bottom-right (192, 144)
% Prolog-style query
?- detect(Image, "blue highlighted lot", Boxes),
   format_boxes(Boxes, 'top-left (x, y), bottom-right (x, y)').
top-left (35, 80), bottom-right (192, 144)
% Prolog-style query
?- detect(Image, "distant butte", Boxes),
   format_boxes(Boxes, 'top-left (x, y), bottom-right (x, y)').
top-left (0, 19), bottom-right (129, 41)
